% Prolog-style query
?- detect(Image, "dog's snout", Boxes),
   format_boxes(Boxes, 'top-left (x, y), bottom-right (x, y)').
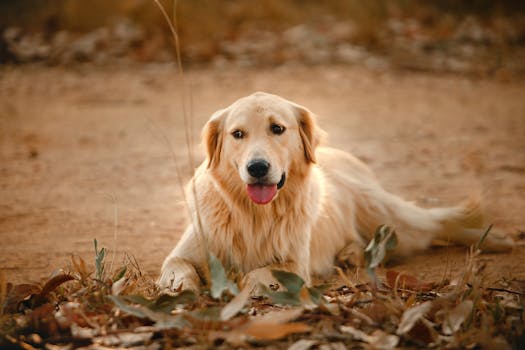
top-left (247, 159), bottom-right (270, 178)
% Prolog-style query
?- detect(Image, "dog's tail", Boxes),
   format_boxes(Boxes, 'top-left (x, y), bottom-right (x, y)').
top-left (356, 190), bottom-right (513, 255)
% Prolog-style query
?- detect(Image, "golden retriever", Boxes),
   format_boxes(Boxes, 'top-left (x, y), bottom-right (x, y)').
top-left (158, 92), bottom-right (513, 292)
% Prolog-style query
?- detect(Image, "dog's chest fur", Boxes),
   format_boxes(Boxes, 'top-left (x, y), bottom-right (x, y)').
top-left (196, 167), bottom-right (319, 274)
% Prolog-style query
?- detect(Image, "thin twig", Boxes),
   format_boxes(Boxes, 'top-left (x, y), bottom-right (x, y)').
top-left (486, 287), bottom-right (523, 296)
top-left (474, 224), bottom-right (493, 251)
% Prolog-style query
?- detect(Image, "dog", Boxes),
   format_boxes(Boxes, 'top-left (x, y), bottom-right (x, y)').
top-left (158, 92), bottom-right (513, 292)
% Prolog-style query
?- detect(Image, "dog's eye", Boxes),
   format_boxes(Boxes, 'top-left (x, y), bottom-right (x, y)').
top-left (270, 123), bottom-right (285, 135)
top-left (231, 130), bottom-right (245, 139)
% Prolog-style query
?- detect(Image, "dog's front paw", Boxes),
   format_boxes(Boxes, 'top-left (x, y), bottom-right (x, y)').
top-left (157, 258), bottom-right (201, 293)
top-left (241, 267), bottom-right (281, 295)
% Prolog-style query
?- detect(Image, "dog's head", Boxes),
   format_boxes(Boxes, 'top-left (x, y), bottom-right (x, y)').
top-left (203, 92), bottom-right (323, 205)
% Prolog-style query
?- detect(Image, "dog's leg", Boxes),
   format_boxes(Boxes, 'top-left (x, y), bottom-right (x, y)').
top-left (241, 259), bottom-right (311, 295)
top-left (157, 225), bottom-right (204, 292)
top-left (158, 255), bottom-right (201, 292)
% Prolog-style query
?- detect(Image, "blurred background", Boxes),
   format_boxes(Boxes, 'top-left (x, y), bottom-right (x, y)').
top-left (1, 0), bottom-right (525, 74)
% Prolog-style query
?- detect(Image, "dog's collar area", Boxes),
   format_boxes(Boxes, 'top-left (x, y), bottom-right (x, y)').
top-left (277, 173), bottom-right (286, 190)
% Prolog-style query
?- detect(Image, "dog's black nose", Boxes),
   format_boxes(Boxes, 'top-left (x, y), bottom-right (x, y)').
top-left (247, 159), bottom-right (270, 178)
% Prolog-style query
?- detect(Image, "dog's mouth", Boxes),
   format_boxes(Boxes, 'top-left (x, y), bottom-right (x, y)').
top-left (246, 173), bottom-right (286, 205)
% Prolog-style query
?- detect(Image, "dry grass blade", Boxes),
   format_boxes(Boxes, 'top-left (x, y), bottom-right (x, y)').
top-left (152, 0), bottom-right (210, 284)
top-left (474, 224), bottom-right (493, 251)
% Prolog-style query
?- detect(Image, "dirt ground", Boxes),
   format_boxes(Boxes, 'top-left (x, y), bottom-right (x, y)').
top-left (1, 64), bottom-right (524, 287)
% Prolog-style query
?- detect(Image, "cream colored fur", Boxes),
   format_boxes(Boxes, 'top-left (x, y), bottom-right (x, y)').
top-left (158, 92), bottom-right (513, 292)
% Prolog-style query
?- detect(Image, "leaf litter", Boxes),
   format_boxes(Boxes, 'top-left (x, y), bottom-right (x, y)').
top-left (1, 227), bottom-right (523, 349)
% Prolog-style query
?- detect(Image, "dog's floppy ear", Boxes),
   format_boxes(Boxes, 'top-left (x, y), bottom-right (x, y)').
top-left (202, 108), bottom-right (228, 168)
top-left (293, 103), bottom-right (324, 163)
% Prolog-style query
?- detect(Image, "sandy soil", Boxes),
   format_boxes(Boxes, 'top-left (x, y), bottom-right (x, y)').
top-left (1, 64), bottom-right (524, 287)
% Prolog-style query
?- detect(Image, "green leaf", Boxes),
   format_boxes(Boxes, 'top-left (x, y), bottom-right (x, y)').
top-left (151, 291), bottom-right (196, 313)
top-left (113, 266), bottom-right (127, 282)
top-left (121, 291), bottom-right (196, 314)
top-left (190, 306), bottom-right (223, 321)
top-left (108, 295), bottom-right (147, 318)
top-left (94, 239), bottom-right (106, 280)
top-left (307, 287), bottom-right (322, 305)
top-left (262, 271), bottom-right (325, 306)
top-left (109, 295), bottom-right (188, 329)
top-left (265, 290), bottom-right (302, 306)
top-left (208, 253), bottom-right (238, 299)
top-left (271, 270), bottom-right (305, 294)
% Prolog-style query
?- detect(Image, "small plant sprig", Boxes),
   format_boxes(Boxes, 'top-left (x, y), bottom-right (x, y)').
top-left (94, 239), bottom-right (106, 281)
top-left (364, 225), bottom-right (398, 287)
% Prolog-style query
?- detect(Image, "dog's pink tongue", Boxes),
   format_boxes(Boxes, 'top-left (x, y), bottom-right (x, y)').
top-left (246, 184), bottom-right (277, 205)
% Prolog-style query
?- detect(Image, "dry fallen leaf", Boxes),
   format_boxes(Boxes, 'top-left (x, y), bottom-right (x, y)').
top-left (39, 274), bottom-right (75, 298)
top-left (341, 326), bottom-right (399, 349)
top-left (288, 339), bottom-right (318, 350)
top-left (368, 329), bottom-right (400, 350)
top-left (406, 318), bottom-right (438, 345)
top-left (255, 307), bottom-right (304, 324)
top-left (2, 283), bottom-right (41, 313)
top-left (214, 307), bottom-right (310, 345)
top-left (397, 301), bottom-right (433, 335)
top-left (243, 321), bottom-right (311, 340)
top-left (93, 331), bottom-right (153, 347)
top-left (340, 325), bottom-right (370, 342)
top-left (441, 300), bottom-right (473, 335)
top-left (220, 286), bottom-right (251, 321)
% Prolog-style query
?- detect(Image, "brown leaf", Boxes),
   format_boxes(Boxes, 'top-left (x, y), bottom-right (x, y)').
top-left (255, 307), bottom-right (304, 324)
top-left (341, 326), bottom-right (399, 349)
top-left (40, 274), bottom-right (75, 297)
top-left (71, 255), bottom-right (89, 279)
top-left (29, 304), bottom-right (61, 337)
top-left (3, 283), bottom-right (41, 313)
top-left (386, 270), bottom-right (434, 292)
top-left (397, 301), bottom-right (433, 335)
top-left (288, 339), bottom-right (318, 350)
top-left (407, 319), bottom-right (437, 345)
top-left (362, 302), bottom-right (389, 324)
top-left (243, 321), bottom-right (311, 340)
top-left (340, 325), bottom-right (371, 342)
top-left (368, 329), bottom-right (399, 349)
top-left (216, 308), bottom-right (309, 345)
top-left (441, 300), bottom-right (473, 335)
top-left (55, 302), bottom-right (91, 329)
